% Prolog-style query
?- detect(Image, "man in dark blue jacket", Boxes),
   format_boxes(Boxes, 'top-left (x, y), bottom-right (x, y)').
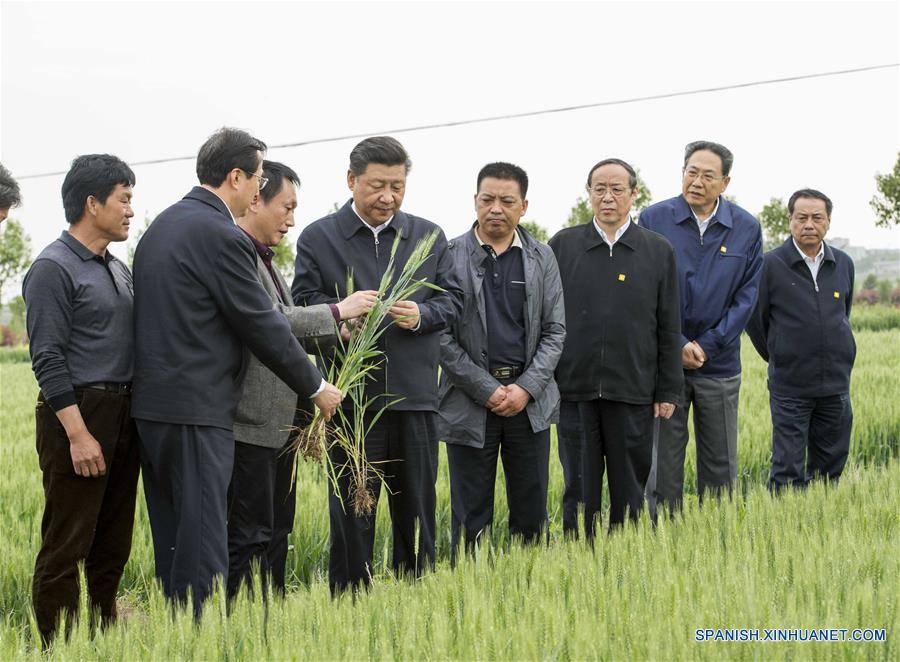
top-left (639, 140), bottom-right (762, 509)
top-left (292, 136), bottom-right (463, 594)
top-left (132, 128), bottom-right (342, 616)
top-left (747, 189), bottom-right (855, 490)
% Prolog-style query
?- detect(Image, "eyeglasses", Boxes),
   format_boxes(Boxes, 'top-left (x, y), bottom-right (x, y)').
top-left (683, 167), bottom-right (725, 184)
top-left (590, 186), bottom-right (631, 198)
top-left (243, 170), bottom-right (269, 191)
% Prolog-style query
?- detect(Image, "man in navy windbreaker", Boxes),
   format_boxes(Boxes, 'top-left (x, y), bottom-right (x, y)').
top-left (639, 141), bottom-right (762, 509)
top-left (746, 189), bottom-right (855, 491)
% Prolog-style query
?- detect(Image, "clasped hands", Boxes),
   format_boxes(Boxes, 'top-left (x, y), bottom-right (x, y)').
top-left (486, 383), bottom-right (531, 417)
top-left (337, 292), bottom-right (420, 341)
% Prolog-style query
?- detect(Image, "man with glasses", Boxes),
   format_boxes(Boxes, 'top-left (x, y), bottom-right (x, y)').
top-left (132, 128), bottom-right (342, 616)
top-left (639, 140), bottom-right (763, 510)
top-left (550, 158), bottom-right (682, 535)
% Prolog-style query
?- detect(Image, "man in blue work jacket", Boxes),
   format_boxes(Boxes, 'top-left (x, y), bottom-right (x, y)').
top-left (746, 189), bottom-right (855, 491)
top-left (639, 140), bottom-right (762, 509)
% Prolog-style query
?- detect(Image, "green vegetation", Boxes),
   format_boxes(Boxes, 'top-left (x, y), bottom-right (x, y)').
top-left (0, 330), bottom-right (897, 659)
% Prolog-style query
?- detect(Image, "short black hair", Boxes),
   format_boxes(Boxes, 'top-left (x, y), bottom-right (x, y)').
top-left (0, 163), bottom-right (22, 209)
top-left (788, 188), bottom-right (833, 216)
top-left (585, 158), bottom-right (637, 190)
top-left (684, 140), bottom-right (734, 176)
top-left (196, 127), bottom-right (267, 187)
top-left (477, 162), bottom-right (529, 198)
top-left (348, 136), bottom-right (411, 176)
top-left (260, 160), bottom-right (300, 203)
top-left (61, 154), bottom-right (135, 224)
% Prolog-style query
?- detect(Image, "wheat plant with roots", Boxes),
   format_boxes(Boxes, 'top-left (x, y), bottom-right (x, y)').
top-left (293, 230), bottom-right (443, 516)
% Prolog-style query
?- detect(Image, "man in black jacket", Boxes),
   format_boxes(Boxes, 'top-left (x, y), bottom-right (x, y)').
top-left (550, 158), bottom-right (682, 536)
top-left (132, 128), bottom-right (342, 615)
top-left (747, 189), bottom-right (855, 491)
top-left (293, 136), bottom-right (463, 594)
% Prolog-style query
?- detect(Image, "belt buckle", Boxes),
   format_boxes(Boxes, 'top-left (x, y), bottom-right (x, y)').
top-left (494, 367), bottom-right (512, 379)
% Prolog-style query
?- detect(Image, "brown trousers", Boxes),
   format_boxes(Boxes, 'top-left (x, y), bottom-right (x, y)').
top-left (32, 389), bottom-right (140, 644)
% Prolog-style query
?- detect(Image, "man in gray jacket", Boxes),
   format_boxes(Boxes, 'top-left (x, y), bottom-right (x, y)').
top-left (439, 162), bottom-right (565, 556)
top-left (228, 161), bottom-right (377, 599)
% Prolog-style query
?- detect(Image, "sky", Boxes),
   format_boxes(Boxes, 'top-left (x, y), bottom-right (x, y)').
top-left (1, 0), bottom-right (898, 298)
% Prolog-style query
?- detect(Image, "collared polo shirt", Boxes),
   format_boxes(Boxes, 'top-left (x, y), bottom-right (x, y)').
top-left (23, 231), bottom-right (134, 410)
top-left (476, 226), bottom-right (526, 368)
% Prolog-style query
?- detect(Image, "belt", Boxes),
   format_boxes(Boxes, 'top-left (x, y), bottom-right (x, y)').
top-left (82, 382), bottom-right (132, 395)
top-left (489, 365), bottom-right (523, 379)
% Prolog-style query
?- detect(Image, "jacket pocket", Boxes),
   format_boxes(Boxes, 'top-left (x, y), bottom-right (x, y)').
top-left (235, 363), bottom-right (275, 427)
top-left (437, 386), bottom-right (483, 446)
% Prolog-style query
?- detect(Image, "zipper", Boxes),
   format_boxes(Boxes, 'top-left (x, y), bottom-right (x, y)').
top-left (374, 234), bottom-right (380, 258)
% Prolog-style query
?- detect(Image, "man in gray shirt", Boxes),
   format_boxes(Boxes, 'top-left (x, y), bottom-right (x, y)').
top-left (23, 154), bottom-right (140, 644)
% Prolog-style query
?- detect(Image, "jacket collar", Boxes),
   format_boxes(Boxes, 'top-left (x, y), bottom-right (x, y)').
top-left (336, 199), bottom-right (409, 240)
top-left (674, 194), bottom-right (734, 229)
top-left (582, 218), bottom-right (640, 252)
top-left (185, 186), bottom-right (235, 222)
top-left (781, 236), bottom-right (835, 266)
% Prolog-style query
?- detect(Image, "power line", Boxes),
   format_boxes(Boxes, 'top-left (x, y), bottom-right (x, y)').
top-left (17, 62), bottom-right (898, 180)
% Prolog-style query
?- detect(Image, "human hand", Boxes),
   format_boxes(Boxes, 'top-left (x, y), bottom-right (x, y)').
top-left (485, 386), bottom-right (507, 409)
top-left (681, 341), bottom-right (705, 370)
top-left (337, 290), bottom-right (379, 320)
top-left (69, 429), bottom-right (107, 478)
top-left (654, 402), bottom-right (676, 419)
top-left (312, 383), bottom-right (343, 421)
top-left (491, 384), bottom-right (531, 417)
top-left (388, 300), bottom-right (420, 330)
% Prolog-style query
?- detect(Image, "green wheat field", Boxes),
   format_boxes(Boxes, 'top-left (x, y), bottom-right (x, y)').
top-left (1, 323), bottom-right (898, 660)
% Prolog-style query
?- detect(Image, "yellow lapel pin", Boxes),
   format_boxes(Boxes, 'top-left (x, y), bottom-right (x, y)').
top-left (834, 291), bottom-right (840, 299)
top-left (618, 274), bottom-right (626, 282)
top-left (720, 245), bottom-right (727, 253)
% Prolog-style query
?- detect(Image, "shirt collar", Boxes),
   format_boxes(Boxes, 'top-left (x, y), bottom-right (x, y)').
top-left (676, 195), bottom-right (733, 229)
top-left (58, 230), bottom-right (112, 263)
top-left (206, 188), bottom-right (237, 224)
top-left (592, 217), bottom-right (631, 245)
top-left (352, 201), bottom-right (394, 234)
top-left (239, 227), bottom-right (275, 263)
top-left (691, 197), bottom-right (720, 225)
top-left (792, 238), bottom-right (825, 264)
top-left (473, 225), bottom-right (523, 252)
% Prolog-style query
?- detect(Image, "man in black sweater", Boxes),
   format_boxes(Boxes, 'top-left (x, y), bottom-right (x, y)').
top-left (292, 136), bottom-right (463, 594)
top-left (132, 128), bottom-right (342, 616)
top-left (550, 158), bottom-right (682, 535)
top-left (747, 189), bottom-right (856, 491)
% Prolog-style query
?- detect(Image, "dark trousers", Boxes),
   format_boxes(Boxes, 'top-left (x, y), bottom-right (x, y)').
top-left (557, 400), bottom-right (586, 535)
top-left (655, 374), bottom-right (741, 510)
top-left (227, 439), bottom-right (297, 599)
top-left (447, 410), bottom-right (550, 558)
top-left (329, 410), bottom-right (438, 594)
top-left (135, 420), bottom-right (234, 617)
top-left (769, 392), bottom-right (852, 491)
top-left (578, 399), bottom-right (654, 537)
top-left (32, 390), bottom-right (139, 644)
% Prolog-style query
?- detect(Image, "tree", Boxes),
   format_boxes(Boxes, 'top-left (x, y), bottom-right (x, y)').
top-left (862, 273), bottom-right (878, 291)
top-left (0, 219), bottom-right (32, 304)
top-left (273, 239), bottom-right (296, 282)
top-left (870, 152), bottom-right (900, 228)
top-left (565, 168), bottom-right (652, 228)
top-left (757, 197), bottom-right (790, 250)
top-left (519, 220), bottom-right (549, 243)
top-left (8, 294), bottom-right (25, 332)
top-left (127, 215), bottom-right (153, 268)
